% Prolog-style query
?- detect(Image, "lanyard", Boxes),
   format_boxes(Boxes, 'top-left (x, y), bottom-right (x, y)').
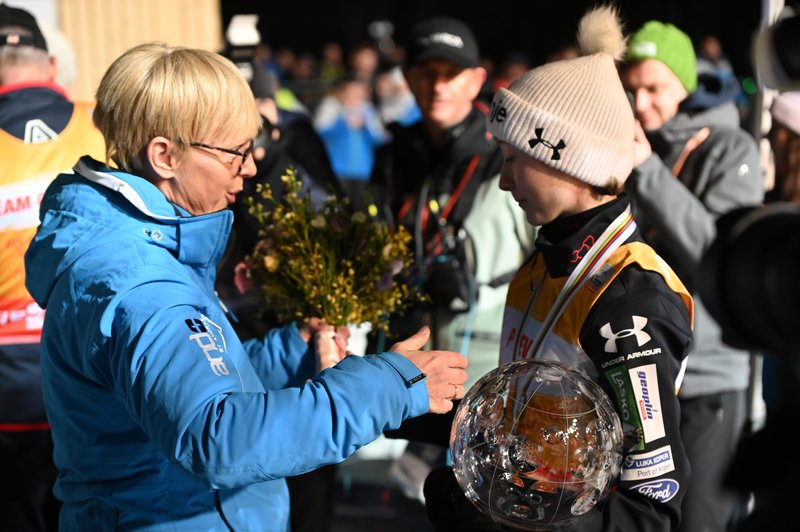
top-left (517, 205), bottom-right (637, 359)
top-left (397, 154), bottom-right (481, 255)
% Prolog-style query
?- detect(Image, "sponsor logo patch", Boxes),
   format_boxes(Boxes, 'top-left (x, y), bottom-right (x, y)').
top-left (629, 364), bottom-right (665, 442)
top-left (621, 445), bottom-right (675, 481)
top-left (604, 367), bottom-right (645, 450)
top-left (185, 314), bottom-right (230, 377)
top-left (528, 128), bottom-right (566, 160)
top-left (600, 316), bottom-right (651, 353)
top-left (630, 479), bottom-right (680, 503)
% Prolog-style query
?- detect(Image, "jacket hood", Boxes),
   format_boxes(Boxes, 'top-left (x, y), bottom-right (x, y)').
top-left (25, 156), bottom-right (233, 308)
top-left (657, 100), bottom-right (742, 144)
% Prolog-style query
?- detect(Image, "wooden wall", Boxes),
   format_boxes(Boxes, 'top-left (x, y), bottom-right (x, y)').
top-left (58, 0), bottom-right (223, 102)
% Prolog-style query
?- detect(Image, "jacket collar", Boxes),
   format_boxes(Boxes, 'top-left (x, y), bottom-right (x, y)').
top-left (536, 195), bottom-right (634, 278)
top-left (75, 156), bottom-right (233, 268)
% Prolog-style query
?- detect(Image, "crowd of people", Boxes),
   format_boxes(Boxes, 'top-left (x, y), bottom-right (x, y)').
top-left (2, 1), bottom-right (800, 531)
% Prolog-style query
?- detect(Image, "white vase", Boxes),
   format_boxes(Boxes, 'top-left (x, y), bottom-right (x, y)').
top-left (347, 322), bottom-right (372, 356)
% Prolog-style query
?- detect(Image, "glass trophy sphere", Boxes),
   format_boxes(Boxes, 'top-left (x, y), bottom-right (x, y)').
top-left (450, 359), bottom-right (624, 530)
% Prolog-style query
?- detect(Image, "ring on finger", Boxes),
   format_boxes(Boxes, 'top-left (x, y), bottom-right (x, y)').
top-left (448, 383), bottom-right (458, 400)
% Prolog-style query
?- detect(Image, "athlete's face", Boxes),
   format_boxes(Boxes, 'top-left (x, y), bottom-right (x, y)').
top-left (497, 142), bottom-right (589, 226)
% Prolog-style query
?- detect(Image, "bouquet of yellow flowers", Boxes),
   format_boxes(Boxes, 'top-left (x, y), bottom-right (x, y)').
top-left (243, 167), bottom-right (423, 333)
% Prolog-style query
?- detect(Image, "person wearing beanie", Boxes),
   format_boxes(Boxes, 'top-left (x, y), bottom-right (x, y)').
top-left (0, 4), bottom-right (106, 531)
top-left (621, 17), bottom-right (765, 532)
top-left (765, 91), bottom-right (800, 202)
top-left (420, 7), bottom-right (694, 531)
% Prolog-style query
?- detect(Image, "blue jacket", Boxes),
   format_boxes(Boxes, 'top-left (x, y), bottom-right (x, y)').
top-left (24, 157), bottom-right (430, 531)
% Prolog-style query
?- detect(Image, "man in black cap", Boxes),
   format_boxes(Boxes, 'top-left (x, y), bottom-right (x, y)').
top-left (371, 16), bottom-right (534, 499)
top-left (0, 4), bottom-right (105, 530)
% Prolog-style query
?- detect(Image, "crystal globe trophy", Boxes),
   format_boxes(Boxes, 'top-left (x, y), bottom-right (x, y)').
top-left (450, 359), bottom-right (624, 530)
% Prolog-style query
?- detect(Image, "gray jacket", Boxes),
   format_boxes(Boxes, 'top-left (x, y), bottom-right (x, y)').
top-left (626, 101), bottom-right (764, 397)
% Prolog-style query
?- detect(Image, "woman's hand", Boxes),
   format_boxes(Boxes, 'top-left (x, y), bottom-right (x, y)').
top-left (233, 262), bottom-right (253, 294)
top-left (390, 326), bottom-right (469, 414)
top-left (632, 119), bottom-right (653, 167)
top-left (300, 318), bottom-right (350, 374)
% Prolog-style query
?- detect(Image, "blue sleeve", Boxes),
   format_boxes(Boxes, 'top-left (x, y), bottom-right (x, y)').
top-left (243, 322), bottom-right (314, 389)
top-left (110, 290), bottom-right (430, 490)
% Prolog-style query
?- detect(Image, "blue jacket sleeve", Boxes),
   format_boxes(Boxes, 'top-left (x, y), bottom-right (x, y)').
top-left (243, 322), bottom-right (314, 389)
top-left (107, 290), bottom-right (430, 490)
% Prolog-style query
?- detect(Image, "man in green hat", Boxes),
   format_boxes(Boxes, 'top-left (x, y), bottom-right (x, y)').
top-left (620, 20), bottom-right (764, 532)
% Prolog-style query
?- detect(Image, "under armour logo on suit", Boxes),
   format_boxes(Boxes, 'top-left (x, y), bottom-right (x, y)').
top-left (528, 128), bottom-right (566, 160)
top-left (599, 316), bottom-right (651, 353)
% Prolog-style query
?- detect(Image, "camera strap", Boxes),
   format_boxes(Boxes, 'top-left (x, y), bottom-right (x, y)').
top-left (397, 153), bottom-right (482, 257)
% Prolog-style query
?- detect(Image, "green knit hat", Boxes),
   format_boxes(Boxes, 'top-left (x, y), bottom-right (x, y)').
top-left (626, 21), bottom-right (697, 93)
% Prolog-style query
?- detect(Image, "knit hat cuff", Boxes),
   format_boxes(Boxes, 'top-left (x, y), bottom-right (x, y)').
top-left (771, 92), bottom-right (800, 135)
top-left (488, 86), bottom-right (634, 187)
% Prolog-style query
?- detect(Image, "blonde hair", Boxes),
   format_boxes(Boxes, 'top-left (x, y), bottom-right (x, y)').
top-left (93, 42), bottom-right (261, 171)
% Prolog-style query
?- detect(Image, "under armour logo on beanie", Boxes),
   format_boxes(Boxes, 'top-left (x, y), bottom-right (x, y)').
top-left (528, 129), bottom-right (566, 160)
top-left (486, 5), bottom-right (635, 188)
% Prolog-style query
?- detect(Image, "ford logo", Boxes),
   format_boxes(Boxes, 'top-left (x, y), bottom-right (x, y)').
top-left (631, 479), bottom-right (679, 503)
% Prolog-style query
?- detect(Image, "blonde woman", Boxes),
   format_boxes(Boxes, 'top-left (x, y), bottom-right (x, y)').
top-left (23, 42), bottom-right (467, 531)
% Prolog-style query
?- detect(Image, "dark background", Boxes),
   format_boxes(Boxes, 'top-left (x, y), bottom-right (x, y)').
top-left (221, 0), bottom-right (763, 78)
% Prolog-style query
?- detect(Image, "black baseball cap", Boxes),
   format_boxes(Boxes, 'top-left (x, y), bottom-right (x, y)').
top-left (405, 16), bottom-right (479, 68)
top-left (0, 2), bottom-right (48, 52)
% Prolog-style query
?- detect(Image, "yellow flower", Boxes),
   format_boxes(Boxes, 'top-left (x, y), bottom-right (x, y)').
top-left (263, 255), bottom-right (279, 272)
top-left (243, 166), bottom-right (424, 333)
top-left (310, 215), bottom-right (326, 229)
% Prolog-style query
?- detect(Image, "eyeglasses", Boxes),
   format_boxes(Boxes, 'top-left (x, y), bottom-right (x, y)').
top-left (189, 139), bottom-right (255, 175)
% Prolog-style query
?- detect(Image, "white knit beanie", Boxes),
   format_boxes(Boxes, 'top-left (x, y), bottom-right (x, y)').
top-left (487, 6), bottom-right (634, 187)
top-left (771, 91), bottom-right (800, 136)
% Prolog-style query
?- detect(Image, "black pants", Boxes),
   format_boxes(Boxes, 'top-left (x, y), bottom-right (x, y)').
top-left (678, 390), bottom-right (748, 532)
top-left (287, 464), bottom-right (337, 532)
top-left (0, 430), bottom-right (60, 532)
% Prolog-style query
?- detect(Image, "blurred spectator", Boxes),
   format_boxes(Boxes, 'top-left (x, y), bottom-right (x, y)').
top-left (314, 73), bottom-right (390, 204)
top-left (254, 41), bottom-right (281, 80)
top-left (291, 51), bottom-right (318, 80)
top-left (375, 64), bottom-right (421, 127)
top-left (696, 34), bottom-right (735, 78)
top-left (690, 33), bottom-right (748, 123)
top-left (545, 41), bottom-right (579, 63)
top-left (319, 41), bottom-right (346, 89)
top-left (273, 46), bottom-right (296, 82)
top-left (491, 50), bottom-right (530, 93)
top-left (348, 40), bottom-right (381, 91)
top-left (0, 4), bottom-right (105, 531)
top-left (285, 51), bottom-right (327, 111)
top-left (621, 20), bottom-right (765, 532)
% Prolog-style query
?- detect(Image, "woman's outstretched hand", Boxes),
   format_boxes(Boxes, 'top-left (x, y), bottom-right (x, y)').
top-left (390, 326), bottom-right (469, 413)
